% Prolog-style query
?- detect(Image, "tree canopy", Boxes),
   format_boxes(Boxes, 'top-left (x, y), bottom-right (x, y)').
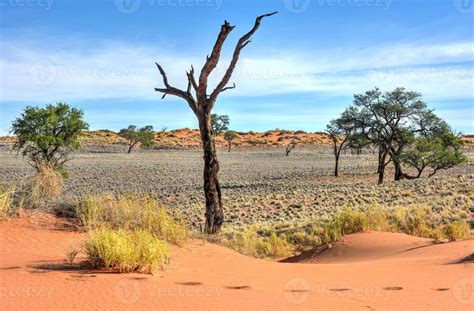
top-left (118, 125), bottom-right (155, 153)
top-left (211, 114), bottom-right (230, 135)
top-left (328, 88), bottom-right (466, 183)
top-left (11, 102), bottom-right (88, 175)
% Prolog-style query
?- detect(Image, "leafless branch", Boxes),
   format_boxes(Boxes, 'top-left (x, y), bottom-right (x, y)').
top-left (154, 62), bottom-right (198, 114)
top-left (208, 11), bottom-right (277, 109)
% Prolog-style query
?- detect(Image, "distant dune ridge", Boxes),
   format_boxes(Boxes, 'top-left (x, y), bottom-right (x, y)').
top-left (1, 129), bottom-right (473, 150)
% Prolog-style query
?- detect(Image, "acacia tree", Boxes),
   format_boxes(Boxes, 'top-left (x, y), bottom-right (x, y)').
top-left (326, 106), bottom-right (358, 177)
top-left (285, 141), bottom-right (296, 156)
top-left (154, 12), bottom-right (277, 234)
top-left (401, 131), bottom-right (466, 178)
top-left (353, 88), bottom-right (426, 184)
top-left (224, 130), bottom-right (238, 152)
top-left (211, 114), bottom-right (230, 135)
top-left (119, 125), bottom-right (155, 153)
top-left (11, 103), bottom-right (88, 176)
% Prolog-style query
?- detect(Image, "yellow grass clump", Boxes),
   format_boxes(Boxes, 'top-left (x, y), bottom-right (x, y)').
top-left (76, 194), bottom-right (188, 245)
top-left (85, 228), bottom-right (170, 273)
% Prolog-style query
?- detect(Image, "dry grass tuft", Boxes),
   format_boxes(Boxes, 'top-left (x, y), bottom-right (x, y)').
top-left (85, 227), bottom-right (170, 273)
top-left (28, 165), bottom-right (64, 201)
top-left (76, 194), bottom-right (187, 245)
top-left (0, 185), bottom-right (16, 220)
top-left (443, 221), bottom-right (470, 241)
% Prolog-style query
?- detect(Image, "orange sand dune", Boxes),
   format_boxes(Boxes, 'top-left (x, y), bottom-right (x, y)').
top-left (0, 214), bottom-right (473, 310)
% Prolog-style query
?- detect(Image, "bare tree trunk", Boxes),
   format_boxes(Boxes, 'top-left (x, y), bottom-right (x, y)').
top-left (378, 151), bottom-right (388, 185)
top-left (127, 141), bottom-right (137, 154)
top-left (198, 115), bottom-right (223, 234)
top-left (393, 158), bottom-right (404, 180)
top-left (334, 154), bottom-right (339, 177)
top-left (154, 12), bottom-right (276, 234)
top-left (228, 141), bottom-right (231, 152)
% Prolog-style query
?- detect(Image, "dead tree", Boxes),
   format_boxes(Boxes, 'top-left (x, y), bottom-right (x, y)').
top-left (285, 142), bottom-right (296, 156)
top-left (154, 12), bottom-right (277, 234)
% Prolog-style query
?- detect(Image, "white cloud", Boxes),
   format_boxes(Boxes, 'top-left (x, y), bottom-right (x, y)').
top-left (0, 38), bottom-right (473, 103)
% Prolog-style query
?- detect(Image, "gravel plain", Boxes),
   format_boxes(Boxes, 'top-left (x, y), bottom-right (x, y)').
top-left (1, 145), bottom-right (472, 228)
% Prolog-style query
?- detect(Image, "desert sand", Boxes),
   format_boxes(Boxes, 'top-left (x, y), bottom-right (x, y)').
top-left (0, 214), bottom-right (472, 310)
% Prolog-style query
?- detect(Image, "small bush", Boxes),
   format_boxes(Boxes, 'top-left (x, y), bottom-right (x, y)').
top-left (29, 165), bottom-right (64, 200)
top-left (76, 194), bottom-right (187, 245)
top-left (0, 186), bottom-right (16, 220)
top-left (392, 206), bottom-right (441, 239)
top-left (444, 221), bottom-right (470, 242)
top-left (223, 226), bottom-right (293, 259)
top-left (65, 247), bottom-right (79, 266)
top-left (85, 228), bottom-right (170, 273)
top-left (335, 208), bottom-right (368, 235)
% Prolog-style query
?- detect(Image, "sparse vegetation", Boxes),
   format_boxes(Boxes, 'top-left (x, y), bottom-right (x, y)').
top-left (85, 227), bottom-right (170, 273)
top-left (221, 205), bottom-right (471, 259)
top-left (77, 194), bottom-right (186, 273)
top-left (224, 130), bottom-right (238, 152)
top-left (65, 247), bottom-right (79, 266)
top-left (0, 185), bottom-right (16, 220)
top-left (285, 141), bottom-right (296, 156)
top-left (76, 194), bottom-right (188, 246)
top-left (28, 164), bottom-right (64, 201)
top-left (118, 125), bottom-right (155, 153)
top-left (443, 221), bottom-right (470, 242)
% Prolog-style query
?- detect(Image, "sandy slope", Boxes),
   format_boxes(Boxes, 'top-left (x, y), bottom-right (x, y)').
top-left (0, 214), bottom-right (472, 310)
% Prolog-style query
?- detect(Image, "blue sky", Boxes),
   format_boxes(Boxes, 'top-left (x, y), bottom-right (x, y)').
top-left (0, 0), bottom-right (473, 135)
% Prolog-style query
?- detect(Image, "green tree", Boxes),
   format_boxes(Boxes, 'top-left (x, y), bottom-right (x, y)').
top-left (401, 132), bottom-right (467, 178)
top-left (11, 102), bottom-right (88, 176)
top-left (118, 125), bottom-right (155, 153)
top-left (326, 106), bottom-right (358, 177)
top-left (211, 114), bottom-right (230, 135)
top-left (224, 130), bottom-right (238, 152)
top-left (343, 87), bottom-right (466, 183)
top-left (352, 88), bottom-right (427, 184)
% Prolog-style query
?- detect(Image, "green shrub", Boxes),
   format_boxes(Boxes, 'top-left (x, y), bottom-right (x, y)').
top-left (444, 221), bottom-right (470, 242)
top-left (85, 228), bottom-right (170, 273)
